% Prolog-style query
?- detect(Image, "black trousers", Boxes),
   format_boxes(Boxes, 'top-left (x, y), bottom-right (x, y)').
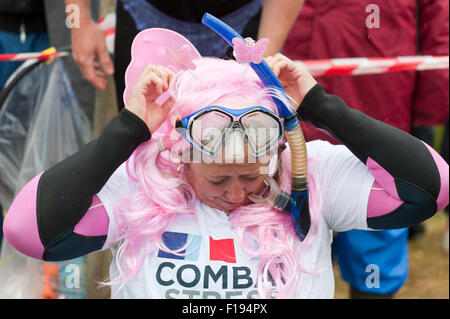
top-left (442, 120), bottom-right (449, 214)
top-left (113, 0), bottom-right (140, 111)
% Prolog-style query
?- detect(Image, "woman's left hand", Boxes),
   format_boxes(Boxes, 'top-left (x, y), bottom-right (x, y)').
top-left (126, 64), bottom-right (176, 134)
top-left (265, 53), bottom-right (317, 109)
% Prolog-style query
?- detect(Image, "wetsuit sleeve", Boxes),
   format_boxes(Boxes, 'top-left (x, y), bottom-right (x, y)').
top-left (298, 83), bottom-right (449, 229)
top-left (3, 109), bottom-right (151, 261)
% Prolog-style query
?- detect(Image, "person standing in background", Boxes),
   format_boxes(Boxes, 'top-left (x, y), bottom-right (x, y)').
top-left (65, 0), bottom-right (305, 110)
top-left (0, 0), bottom-right (98, 121)
top-left (0, 1), bottom-right (105, 297)
top-left (284, 0), bottom-right (449, 298)
top-left (0, 0), bottom-right (49, 90)
top-left (440, 119), bottom-right (449, 253)
top-left (0, 0), bottom-right (50, 252)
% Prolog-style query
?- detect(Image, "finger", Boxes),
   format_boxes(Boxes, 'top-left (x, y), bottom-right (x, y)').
top-left (79, 57), bottom-right (103, 89)
top-left (96, 70), bottom-right (107, 79)
top-left (265, 57), bottom-right (275, 72)
top-left (265, 57), bottom-right (276, 71)
top-left (73, 51), bottom-right (102, 89)
top-left (162, 65), bottom-right (176, 77)
top-left (163, 67), bottom-right (176, 87)
top-left (159, 66), bottom-right (176, 91)
top-left (150, 65), bottom-right (175, 91)
top-left (270, 60), bottom-right (283, 77)
top-left (143, 64), bottom-right (160, 77)
top-left (138, 65), bottom-right (175, 94)
top-left (153, 66), bottom-right (168, 90)
top-left (137, 65), bottom-right (157, 86)
top-left (94, 61), bottom-right (102, 71)
top-left (98, 42), bottom-right (114, 75)
top-left (146, 73), bottom-right (164, 94)
top-left (273, 53), bottom-right (287, 63)
top-left (96, 77), bottom-right (108, 90)
top-left (266, 56), bottom-right (288, 77)
top-left (273, 58), bottom-right (297, 77)
top-left (270, 54), bottom-right (291, 73)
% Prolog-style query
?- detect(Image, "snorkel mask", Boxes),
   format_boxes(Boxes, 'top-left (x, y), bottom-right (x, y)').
top-left (175, 105), bottom-right (284, 158)
top-left (124, 15), bottom-right (310, 241)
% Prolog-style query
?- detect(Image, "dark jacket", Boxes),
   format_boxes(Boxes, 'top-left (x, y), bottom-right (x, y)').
top-left (0, 0), bottom-right (46, 33)
top-left (149, 0), bottom-right (253, 22)
top-left (285, 0), bottom-right (449, 143)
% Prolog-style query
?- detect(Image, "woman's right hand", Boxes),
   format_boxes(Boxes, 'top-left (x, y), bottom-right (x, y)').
top-left (125, 64), bottom-right (176, 134)
top-left (265, 53), bottom-right (317, 109)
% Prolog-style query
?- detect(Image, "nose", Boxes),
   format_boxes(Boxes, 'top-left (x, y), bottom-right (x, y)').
top-left (226, 180), bottom-right (246, 203)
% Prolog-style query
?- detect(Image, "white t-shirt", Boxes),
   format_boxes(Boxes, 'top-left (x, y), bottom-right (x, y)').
top-left (97, 140), bottom-right (375, 299)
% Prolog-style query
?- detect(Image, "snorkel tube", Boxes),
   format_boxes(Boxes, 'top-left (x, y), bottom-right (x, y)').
top-left (202, 13), bottom-right (310, 240)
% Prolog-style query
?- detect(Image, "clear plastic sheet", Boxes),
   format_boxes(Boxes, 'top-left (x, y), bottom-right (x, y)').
top-left (0, 59), bottom-right (92, 298)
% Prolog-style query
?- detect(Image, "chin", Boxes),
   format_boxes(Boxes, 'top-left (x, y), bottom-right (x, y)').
top-left (203, 197), bottom-right (247, 214)
top-left (209, 202), bottom-right (239, 214)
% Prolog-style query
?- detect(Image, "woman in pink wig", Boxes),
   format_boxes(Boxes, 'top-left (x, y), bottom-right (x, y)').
top-left (3, 32), bottom-right (449, 298)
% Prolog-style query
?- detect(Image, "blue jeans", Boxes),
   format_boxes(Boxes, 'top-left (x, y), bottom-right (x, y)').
top-left (0, 31), bottom-right (49, 90)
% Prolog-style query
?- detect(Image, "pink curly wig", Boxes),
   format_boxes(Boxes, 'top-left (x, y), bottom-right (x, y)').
top-left (106, 57), bottom-right (321, 298)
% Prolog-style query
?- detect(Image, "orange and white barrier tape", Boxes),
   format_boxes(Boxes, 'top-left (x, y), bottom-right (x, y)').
top-left (96, 12), bottom-right (116, 54)
top-left (2, 52), bottom-right (448, 76)
top-left (0, 48), bottom-right (70, 62)
top-left (297, 55), bottom-right (449, 76)
top-left (1, 12), bottom-right (447, 78)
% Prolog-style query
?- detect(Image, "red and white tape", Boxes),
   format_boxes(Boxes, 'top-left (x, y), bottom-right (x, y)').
top-left (3, 51), bottom-right (447, 76)
top-left (0, 51), bottom-right (70, 62)
top-left (296, 55), bottom-right (449, 76)
top-left (1, 10), bottom-right (448, 77)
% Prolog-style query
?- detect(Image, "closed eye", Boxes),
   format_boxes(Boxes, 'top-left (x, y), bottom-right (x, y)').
top-left (243, 175), bottom-right (259, 181)
top-left (209, 177), bottom-right (229, 185)
top-left (209, 175), bottom-right (259, 185)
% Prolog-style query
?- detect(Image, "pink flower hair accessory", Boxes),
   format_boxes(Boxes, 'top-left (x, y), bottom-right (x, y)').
top-left (232, 37), bottom-right (270, 64)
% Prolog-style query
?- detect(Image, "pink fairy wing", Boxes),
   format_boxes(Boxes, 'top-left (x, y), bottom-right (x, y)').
top-left (124, 28), bottom-right (201, 104)
top-left (177, 44), bottom-right (197, 70)
top-left (232, 37), bottom-right (252, 64)
top-left (165, 45), bottom-right (197, 71)
top-left (232, 37), bottom-right (270, 64)
top-left (250, 38), bottom-right (270, 64)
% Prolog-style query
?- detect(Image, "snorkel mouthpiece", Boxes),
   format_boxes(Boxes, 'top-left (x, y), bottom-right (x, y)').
top-left (202, 13), bottom-right (311, 240)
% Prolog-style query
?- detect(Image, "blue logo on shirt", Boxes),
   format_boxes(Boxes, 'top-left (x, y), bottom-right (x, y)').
top-left (157, 231), bottom-right (202, 261)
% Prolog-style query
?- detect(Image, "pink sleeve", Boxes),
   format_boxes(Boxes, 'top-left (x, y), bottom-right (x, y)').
top-left (3, 173), bottom-right (45, 259)
top-left (3, 173), bottom-right (109, 260)
top-left (367, 180), bottom-right (403, 218)
top-left (423, 142), bottom-right (449, 212)
top-left (366, 142), bottom-right (449, 218)
top-left (73, 195), bottom-right (109, 237)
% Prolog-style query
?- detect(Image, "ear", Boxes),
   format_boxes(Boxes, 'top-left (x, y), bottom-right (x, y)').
top-left (182, 162), bottom-right (192, 179)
